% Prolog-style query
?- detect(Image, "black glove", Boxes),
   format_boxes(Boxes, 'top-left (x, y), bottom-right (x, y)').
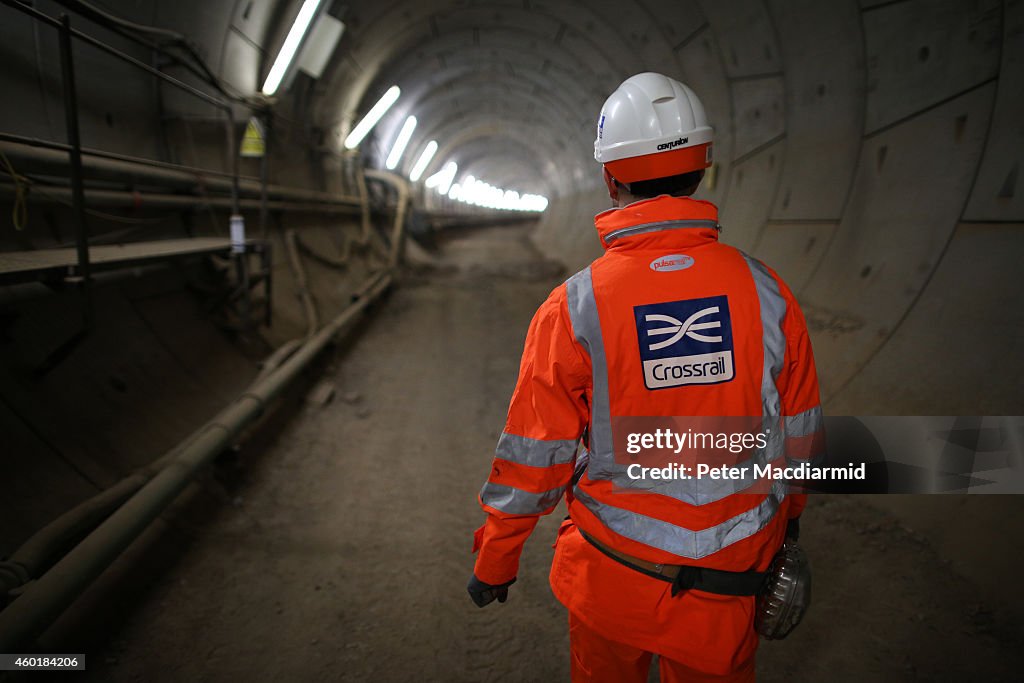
top-left (785, 517), bottom-right (800, 543)
top-left (467, 574), bottom-right (516, 608)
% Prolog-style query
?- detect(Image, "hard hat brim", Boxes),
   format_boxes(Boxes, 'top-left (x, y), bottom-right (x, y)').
top-left (604, 142), bottom-right (713, 184)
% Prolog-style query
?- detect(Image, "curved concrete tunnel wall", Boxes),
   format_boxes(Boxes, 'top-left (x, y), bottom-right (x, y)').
top-left (534, 0), bottom-right (1022, 417)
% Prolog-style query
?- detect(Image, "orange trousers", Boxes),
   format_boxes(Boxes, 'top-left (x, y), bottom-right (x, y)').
top-left (551, 520), bottom-right (759, 678)
top-left (569, 612), bottom-right (755, 683)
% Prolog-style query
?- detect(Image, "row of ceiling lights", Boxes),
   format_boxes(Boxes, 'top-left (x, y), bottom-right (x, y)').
top-left (259, 0), bottom-right (548, 213)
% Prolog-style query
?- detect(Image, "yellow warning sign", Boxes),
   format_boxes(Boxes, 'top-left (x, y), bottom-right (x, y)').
top-left (240, 117), bottom-right (265, 158)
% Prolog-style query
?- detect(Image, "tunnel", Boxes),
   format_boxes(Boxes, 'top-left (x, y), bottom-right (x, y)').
top-left (0, 0), bottom-right (1022, 680)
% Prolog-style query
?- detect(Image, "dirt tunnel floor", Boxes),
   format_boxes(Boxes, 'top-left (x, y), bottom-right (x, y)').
top-left (33, 224), bottom-right (1023, 682)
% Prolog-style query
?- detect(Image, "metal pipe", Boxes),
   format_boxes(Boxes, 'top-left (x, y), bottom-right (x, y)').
top-left (57, 13), bottom-right (92, 328)
top-left (366, 170), bottom-right (411, 269)
top-left (356, 156), bottom-right (372, 245)
top-left (259, 115), bottom-right (270, 239)
top-left (0, 445), bottom-right (182, 591)
top-left (0, 133), bottom-right (236, 183)
top-left (0, 183), bottom-right (362, 215)
top-left (224, 112), bottom-right (240, 216)
top-left (0, 139), bottom-right (362, 207)
top-left (0, 270), bottom-right (393, 650)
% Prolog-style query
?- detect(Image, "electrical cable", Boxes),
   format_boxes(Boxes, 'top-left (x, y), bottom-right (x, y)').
top-left (52, 0), bottom-right (260, 107)
top-left (0, 149), bottom-right (30, 230)
top-left (1, 169), bottom-right (175, 228)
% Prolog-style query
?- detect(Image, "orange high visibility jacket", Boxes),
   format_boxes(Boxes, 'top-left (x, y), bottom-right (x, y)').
top-left (472, 196), bottom-right (823, 663)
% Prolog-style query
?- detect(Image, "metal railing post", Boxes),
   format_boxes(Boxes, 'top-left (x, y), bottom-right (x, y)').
top-left (57, 12), bottom-right (93, 328)
top-left (259, 113), bottom-right (270, 240)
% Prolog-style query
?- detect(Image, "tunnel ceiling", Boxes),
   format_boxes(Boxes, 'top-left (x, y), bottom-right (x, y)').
top-left (315, 0), bottom-right (711, 198)
top-left (305, 0), bottom-right (1016, 216)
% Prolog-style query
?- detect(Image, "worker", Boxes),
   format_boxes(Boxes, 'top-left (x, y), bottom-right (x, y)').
top-left (467, 72), bottom-right (824, 682)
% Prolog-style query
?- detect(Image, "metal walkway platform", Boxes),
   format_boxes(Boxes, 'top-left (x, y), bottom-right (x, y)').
top-left (0, 238), bottom-right (240, 285)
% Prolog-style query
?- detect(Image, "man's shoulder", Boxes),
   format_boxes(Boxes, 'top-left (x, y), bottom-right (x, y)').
top-left (557, 256), bottom-right (607, 294)
top-left (724, 247), bottom-right (797, 302)
top-left (530, 261), bottom-right (603, 324)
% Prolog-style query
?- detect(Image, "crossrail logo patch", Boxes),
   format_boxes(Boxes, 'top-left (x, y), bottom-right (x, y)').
top-left (634, 295), bottom-right (735, 389)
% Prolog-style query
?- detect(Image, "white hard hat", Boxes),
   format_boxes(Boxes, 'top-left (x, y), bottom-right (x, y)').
top-left (594, 72), bottom-right (713, 184)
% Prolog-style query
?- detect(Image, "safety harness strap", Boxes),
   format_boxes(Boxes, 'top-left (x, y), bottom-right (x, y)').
top-left (579, 528), bottom-right (766, 597)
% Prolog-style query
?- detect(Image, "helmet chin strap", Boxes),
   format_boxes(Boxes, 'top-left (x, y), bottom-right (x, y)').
top-left (603, 167), bottom-right (641, 207)
top-left (602, 167), bottom-right (622, 203)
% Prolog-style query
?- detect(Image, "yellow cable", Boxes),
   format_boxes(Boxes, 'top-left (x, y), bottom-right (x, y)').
top-left (0, 149), bottom-right (30, 230)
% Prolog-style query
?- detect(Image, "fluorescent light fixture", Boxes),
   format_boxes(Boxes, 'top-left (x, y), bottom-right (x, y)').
top-left (385, 116), bottom-right (417, 170)
top-left (262, 0), bottom-right (323, 96)
top-left (344, 85), bottom-right (401, 149)
top-left (425, 161), bottom-right (457, 195)
top-left (440, 173), bottom-right (547, 212)
top-left (409, 140), bottom-right (438, 181)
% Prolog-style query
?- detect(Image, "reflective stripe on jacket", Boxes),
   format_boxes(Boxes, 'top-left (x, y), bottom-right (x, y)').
top-left (472, 195), bottom-right (823, 585)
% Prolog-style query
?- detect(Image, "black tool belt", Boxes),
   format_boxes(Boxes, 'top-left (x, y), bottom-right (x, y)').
top-left (579, 528), bottom-right (767, 597)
